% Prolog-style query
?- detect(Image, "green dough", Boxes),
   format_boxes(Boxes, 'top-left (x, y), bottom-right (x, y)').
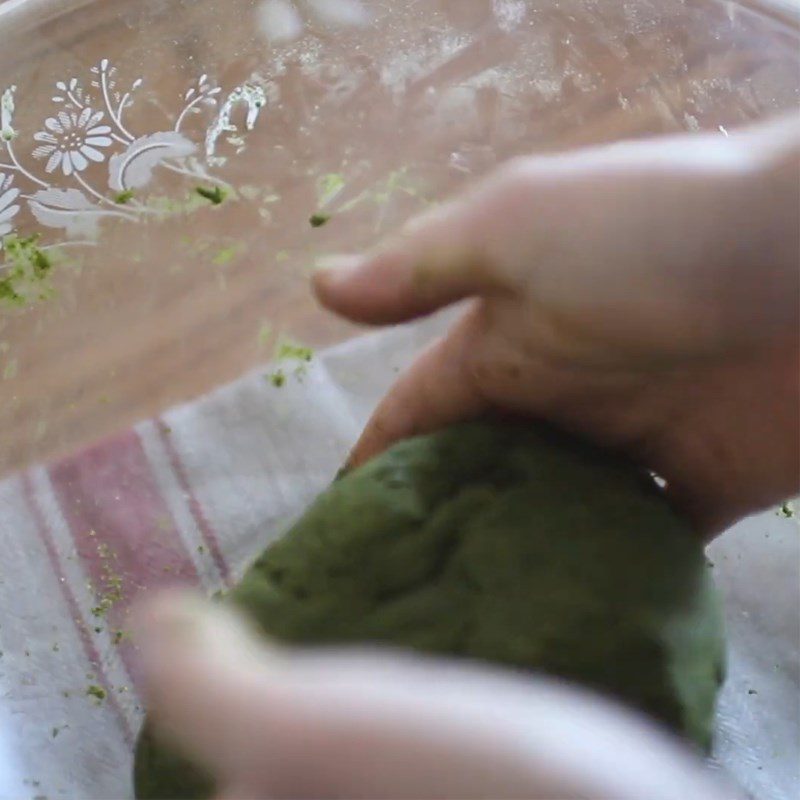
top-left (134, 419), bottom-right (725, 799)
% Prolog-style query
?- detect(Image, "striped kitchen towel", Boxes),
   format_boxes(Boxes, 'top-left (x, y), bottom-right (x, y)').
top-left (0, 311), bottom-right (797, 800)
top-left (0, 316), bottom-right (446, 800)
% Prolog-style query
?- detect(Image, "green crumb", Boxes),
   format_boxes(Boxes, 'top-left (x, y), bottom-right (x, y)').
top-left (112, 630), bottom-right (130, 645)
top-left (0, 234), bottom-right (56, 307)
top-left (778, 501), bottom-right (796, 519)
top-left (32, 249), bottom-right (51, 278)
top-left (748, 689), bottom-right (758, 695)
top-left (309, 213), bottom-right (331, 228)
top-left (273, 340), bottom-right (313, 381)
top-left (196, 186), bottom-right (227, 205)
top-left (86, 685), bottom-right (106, 702)
top-left (276, 341), bottom-right (314, 363)
top-left (268, 370), bottom-right (286, 388)
top-left (212, 243), bottom-right (243, 266)
top-left (114, 189), bottom-right (135, 205)
top-left (197, 546), bottom-right (205, 554)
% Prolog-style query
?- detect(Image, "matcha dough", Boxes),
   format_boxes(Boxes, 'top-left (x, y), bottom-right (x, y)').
top-left (135, 419), bottom-right (725, 799)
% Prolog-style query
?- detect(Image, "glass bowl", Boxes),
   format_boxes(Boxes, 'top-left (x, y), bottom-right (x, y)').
top-left (0, 0), bottom-right (797, 476)
top-left (0, 1), bottom-right (797, 798)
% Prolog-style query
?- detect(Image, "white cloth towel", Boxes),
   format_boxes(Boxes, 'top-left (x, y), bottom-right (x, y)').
top-left (0, 315), bottom-right (796, 799)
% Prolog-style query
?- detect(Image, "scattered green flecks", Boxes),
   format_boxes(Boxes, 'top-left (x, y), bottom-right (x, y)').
top-left (112, 630), bottom-right (130, 645)
top-left (276, 341), bottom-right (314, 363)
top-left (86, 685), bottom-right (106, 703)
top-left (196, 185), bottom-right (227, 205)
top-left (0, 234), bottom-right (55, 307)
top-left (146, 191), bottom-right (210, 217)
top-left (317, 173), bottom-right (346, 206)
top-left (114, 189), bottom-right (135, 205)
top-left (263, 339), bottom-right (316, 389)
top-left (89, 539), bottom-right (124, 619)
top-left (778, 500), bottom-right (796, 519)
top-left (267, 369), bottom-right (286, 388)
top-left (212, 242), bottom-right (244, 266)
top-left (309, 212), bottom-right (331, 228)
top-left (268, 339), bottom-right (315, 384)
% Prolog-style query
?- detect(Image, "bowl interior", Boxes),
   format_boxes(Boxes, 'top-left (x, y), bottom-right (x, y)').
top-left (0, 0), bottom-right (798, 477)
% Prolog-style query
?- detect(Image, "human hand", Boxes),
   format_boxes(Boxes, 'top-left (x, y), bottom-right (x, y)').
top-left (314, 116), bottom-right (800, 536)
top-left (136, 593), bottom-right (736, 800)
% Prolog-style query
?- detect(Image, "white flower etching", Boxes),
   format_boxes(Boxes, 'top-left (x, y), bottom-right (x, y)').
top-left (0, 58), bottom-right (267, 280)
top-left (108, 132), bottom-right (196, 192)
top-left (32, 108), bottom-right (113, 176)
top-left (0, 173), bottom-right (20, 245)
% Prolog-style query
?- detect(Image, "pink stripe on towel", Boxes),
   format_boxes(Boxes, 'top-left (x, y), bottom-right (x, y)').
top-left (155, 418), bottom-right (232, 586)
top-left (47, 429), bottom-right (202, 686)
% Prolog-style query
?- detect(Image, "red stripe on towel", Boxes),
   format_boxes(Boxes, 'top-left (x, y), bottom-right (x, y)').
top-left (48, 429), bottom-right (201, 688)
top-left (156, 418), bottom-right (232, 586)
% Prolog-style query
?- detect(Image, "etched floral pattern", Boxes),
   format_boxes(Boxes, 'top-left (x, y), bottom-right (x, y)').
top-left (0, 59), bottom-right (269, 284)
top-left (0, 173), bottom-right (20, 243)
top-left (33, 108), bottom-right (114, 175)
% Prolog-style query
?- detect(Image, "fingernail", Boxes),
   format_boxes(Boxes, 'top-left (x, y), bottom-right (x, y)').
top-left (314, 254), bottom-right (364, 273)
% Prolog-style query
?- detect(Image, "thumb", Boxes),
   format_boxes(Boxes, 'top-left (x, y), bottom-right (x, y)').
top-left (312, 169), bottom-right (526, 325)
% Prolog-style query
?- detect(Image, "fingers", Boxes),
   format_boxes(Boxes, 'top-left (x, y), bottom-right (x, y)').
top-left (136, 592), bottom-right (735, 800)
top-left (134, 593), bottom-right (291, 792)
top-left (345, 307), bottom-right (490, 469)
top-left (312, 167), bottom-right (529, 325)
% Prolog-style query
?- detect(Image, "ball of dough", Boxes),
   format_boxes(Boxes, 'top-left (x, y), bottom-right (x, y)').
top-left (135, 419), bottom-right (725, 799)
